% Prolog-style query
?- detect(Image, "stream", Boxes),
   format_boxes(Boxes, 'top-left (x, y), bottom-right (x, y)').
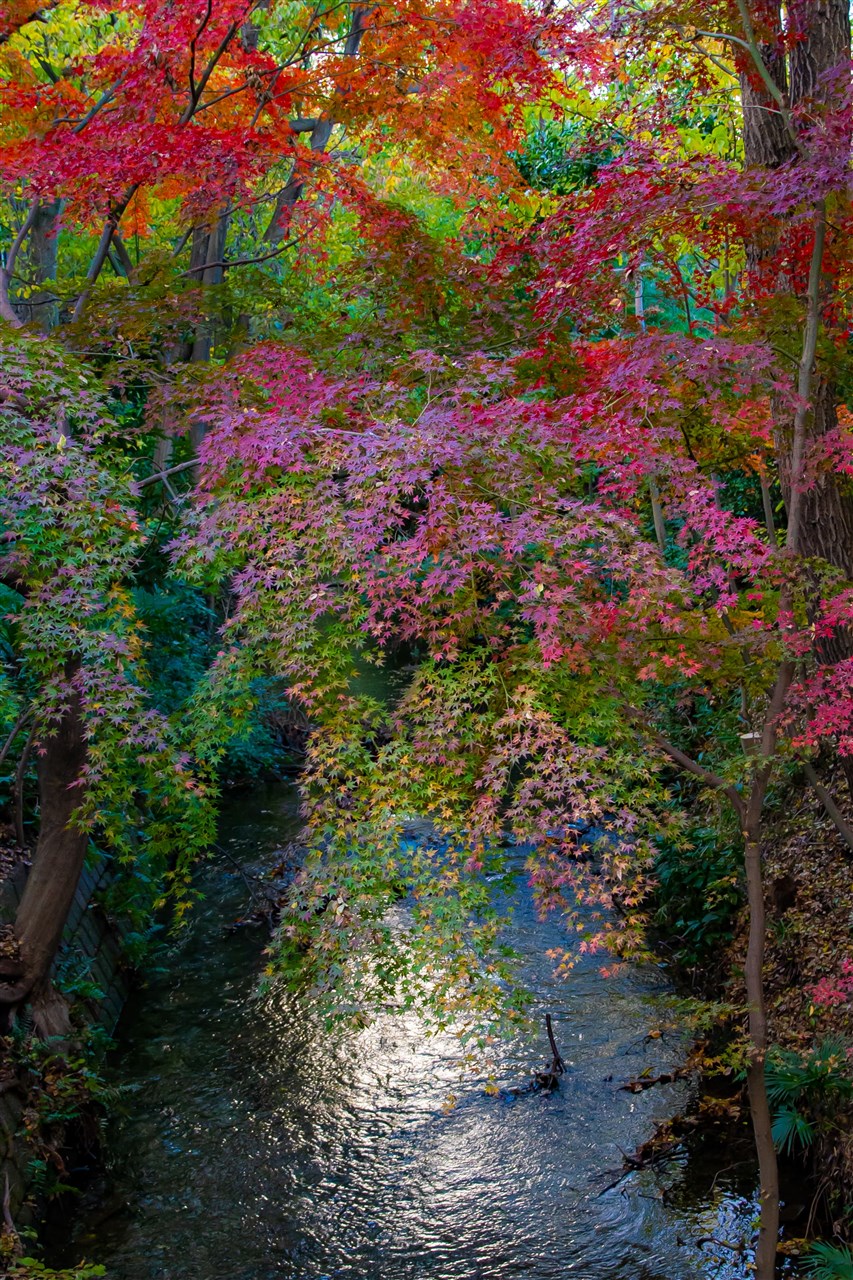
top-left (55, 781), bottom-right (761, 1280)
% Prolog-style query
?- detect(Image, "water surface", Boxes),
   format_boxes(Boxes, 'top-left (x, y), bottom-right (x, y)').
top-left (59, 783), bottom-right (758, 1279)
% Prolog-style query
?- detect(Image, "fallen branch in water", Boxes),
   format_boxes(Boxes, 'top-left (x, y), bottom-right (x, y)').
top-left (499, 1013), bottom-right (568, 1099)
top-left (619, 1067), bottom-right (689, 1093)
top-left (534, 1013), bottom-right (566, 1090)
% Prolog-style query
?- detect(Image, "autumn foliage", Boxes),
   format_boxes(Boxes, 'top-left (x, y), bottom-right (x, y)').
top-left (3, 1), bottom-right (853, 1268)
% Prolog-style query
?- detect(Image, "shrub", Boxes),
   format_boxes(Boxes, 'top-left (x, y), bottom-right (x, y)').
top-left (766, 1039), bottom-right (853, 1156)
top-left (651, 825), bottom-right (742, 970)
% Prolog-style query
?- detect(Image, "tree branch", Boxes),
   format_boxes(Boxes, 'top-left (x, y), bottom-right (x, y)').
top-left (71, 68), bottom-right (130, 134)
top-left (187, 0), bottom-right (214, 110)
top-left (623, 704), bottom-right (746, 820)
top-left (72, 185), bottom-right (138, 321)
top-left (180, 234), bottom-right (303, 275)
top-left (0, 708), bottom-right (33, 772)
top-left (803, 762), bottom-right (853, 854)
top-left (0, 198), bottom-right (39, 328)
top-left (136, 459), bottom-right (199, 488)
top-left (185, 10), bottom-right (249, 121)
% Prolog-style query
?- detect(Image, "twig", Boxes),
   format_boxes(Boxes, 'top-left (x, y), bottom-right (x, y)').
top-left (180, 236), bottom-right (303, 276)
top-left (187, 0), bottom-right (214, 109)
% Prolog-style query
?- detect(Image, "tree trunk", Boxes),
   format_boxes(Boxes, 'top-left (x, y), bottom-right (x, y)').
top-left (740, 3), bottom-right (853, 582)
top-left (775, 377), bottom-right (853, 590)
top-left (788, 0), bottom-right (849, 108)
top-left (25, 198), bottom-right (63, 332)
top-left (0, 691), bottom-right (88, 1015)
top-left (264, 120), bottom-right (334, 245)
top-left (743, 836), bottom-right (779, 1280)
top-left (739, 30), bottom-right (792, 173)
top-left (189, 214), bottom-right (228, 370)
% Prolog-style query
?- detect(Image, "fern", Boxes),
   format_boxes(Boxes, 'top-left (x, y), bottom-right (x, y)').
top-left (766, 1039), bottom-right (851, 1106)
top-left (770, 1105), bottom-right (815, 1155)
top-left (804, 1241), bottom-right (853, 1280)
top-left (764, 1039), bottom-right (852, 1155)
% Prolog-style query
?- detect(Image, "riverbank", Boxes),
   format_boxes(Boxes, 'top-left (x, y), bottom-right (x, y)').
top-left (0, 843), bottom-right (132, 1243)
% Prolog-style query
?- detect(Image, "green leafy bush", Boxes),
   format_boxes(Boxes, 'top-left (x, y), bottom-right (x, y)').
top-left (651, 825), bottom-right (742, 970)
top-left (133, 583), bottom-right (215, 716)
top-left (766, 1039), bottom-right (853, 1155)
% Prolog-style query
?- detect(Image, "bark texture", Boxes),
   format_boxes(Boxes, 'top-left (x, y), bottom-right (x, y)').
top-left (0, 693), bottom-right (88, 1013)
top-left (24, 198), bottom-right (63, 332)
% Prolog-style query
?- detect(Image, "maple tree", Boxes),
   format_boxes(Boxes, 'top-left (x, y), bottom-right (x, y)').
top-left (2, 0), bottom-right (853, 1275)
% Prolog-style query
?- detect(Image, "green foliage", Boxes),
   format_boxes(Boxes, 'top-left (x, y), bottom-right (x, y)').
top-left (804, 1241), bottom-right (853, 1280)
top-left (514, 119), bottom-right (615, 194)
top-left (221, 683), bottom-right (293, 783)
top-left (766, 1039), bottom-right (853, 1155)
top-left (0, 334), bottom-right (217, 915)
top-left (135, 585), bottom-right (301, 783)
top-left (651, 824), bottom-right (742, 969)
top-left (770, 1106), bottom-right (815, 1156)
top-left (0, 1029), bottom-right (114, 1204)
top-left (52, 953), bottom-right (106, 1007)
top-left (8, 1262), bottom-right (106, 1279)
top-left (14, 1040), bottom-right (110, 1129)
top-left (766, 1039), bottom-right (852, 1105)
top-left (133, 584), bottom-right (215, 716)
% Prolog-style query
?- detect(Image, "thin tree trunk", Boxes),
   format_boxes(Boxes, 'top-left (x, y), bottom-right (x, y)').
top-left (12, 726), bottom-right (34, 850)
top-left (649, 479), bottom-right (666, 553)
top-left (264, 7), bottom-right (367, 244)
top-left (0, 689), bottom-right (88, 1013)
top-left (743, 835), bottom-right (780, 1279)
top-left (189, 213), bottom-right (229, 370)
top-left (759, 469), bottom-right (777, 548)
